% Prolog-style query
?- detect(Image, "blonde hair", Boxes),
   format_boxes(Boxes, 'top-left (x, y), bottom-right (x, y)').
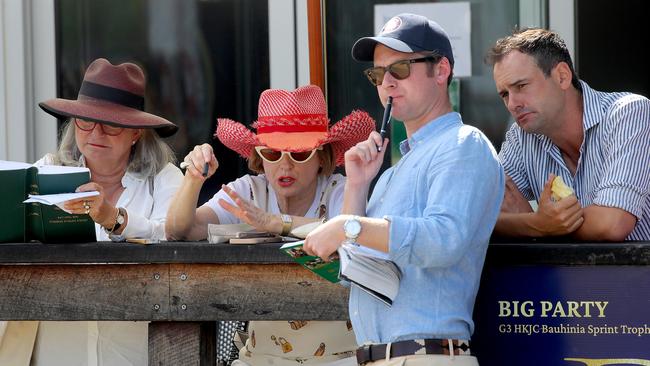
top-left (247, 144), bottom-right (335, 176)
top-left (54, 119), bottom-right (176, 177)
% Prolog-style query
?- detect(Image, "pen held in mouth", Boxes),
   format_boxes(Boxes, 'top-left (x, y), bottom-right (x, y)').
top-left (377, 96), bottom-right (393, 152)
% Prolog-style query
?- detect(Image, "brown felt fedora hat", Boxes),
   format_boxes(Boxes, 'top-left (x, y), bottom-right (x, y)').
top-left (39, 58), bottom-right (178, 137)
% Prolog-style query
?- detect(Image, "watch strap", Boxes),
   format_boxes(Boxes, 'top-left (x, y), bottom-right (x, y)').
top-left (106, 207), bottom-right (126, 234)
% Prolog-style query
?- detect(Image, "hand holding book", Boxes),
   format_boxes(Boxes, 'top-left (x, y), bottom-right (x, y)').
top-left (280, 241), bottom-right (401, 306)
top-left (24, 191), bottom-right (100, 213)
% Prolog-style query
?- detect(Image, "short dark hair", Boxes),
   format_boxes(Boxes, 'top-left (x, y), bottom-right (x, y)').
top-left (419, 51), bottom-right (453, 86)
top-left (485, 28), bottom-right (581, 91)
top-left (248, 144), bottom-right (336, 176)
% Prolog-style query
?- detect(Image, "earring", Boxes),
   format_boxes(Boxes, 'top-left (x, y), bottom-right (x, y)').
top-left (132, 141), bottom-right (136, 145)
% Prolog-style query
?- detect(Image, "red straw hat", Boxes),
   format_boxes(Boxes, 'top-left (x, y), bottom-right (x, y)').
top-left (215, 85), bottom-right (375, 166)
top-left (39, 58), bottom-right (178, 137)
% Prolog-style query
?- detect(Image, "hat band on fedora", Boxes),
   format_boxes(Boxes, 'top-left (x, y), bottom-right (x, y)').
top-left (79, 81), bottom-right (145, 111)
top-left (257, 114), bottom-right (328, 134)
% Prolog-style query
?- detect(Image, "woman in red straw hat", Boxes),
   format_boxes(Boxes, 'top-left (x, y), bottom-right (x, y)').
top-left (3, 58), bottom-right (183, 366)
top-left (166, 85), bottom-right (375, 365)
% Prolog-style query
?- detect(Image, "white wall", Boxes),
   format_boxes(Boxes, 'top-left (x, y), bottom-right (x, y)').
top-left (268, 0), bottom-right (310, 90)
top-left (0, 0), bottom-right (57, 162)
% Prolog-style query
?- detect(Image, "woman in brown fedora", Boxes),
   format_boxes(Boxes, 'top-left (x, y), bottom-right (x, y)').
top-left (1, 58), bottom-right (183, 366)
top-left (166, 85), bottom-right (375, 365)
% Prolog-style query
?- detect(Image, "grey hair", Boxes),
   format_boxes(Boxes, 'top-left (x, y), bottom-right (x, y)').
top-left (54, 119), bottom-right (176, 177)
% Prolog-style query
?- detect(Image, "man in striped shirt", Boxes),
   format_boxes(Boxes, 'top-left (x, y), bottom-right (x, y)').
top-left (486, 28), bottom-right (650, 241)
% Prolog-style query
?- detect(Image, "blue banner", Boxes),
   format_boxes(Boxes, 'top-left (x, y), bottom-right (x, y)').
top-left (473, 266), bottom-right (650, 365)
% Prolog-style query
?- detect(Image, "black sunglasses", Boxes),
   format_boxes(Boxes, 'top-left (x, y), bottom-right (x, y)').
top-left (364, 56), bottom-right (440, 86)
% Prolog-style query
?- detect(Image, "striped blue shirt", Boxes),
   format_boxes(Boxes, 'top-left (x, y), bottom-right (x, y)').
top-left (499, 81), bottom-right (650, 240)
top-left (350, 112), bottom-right (504, 344)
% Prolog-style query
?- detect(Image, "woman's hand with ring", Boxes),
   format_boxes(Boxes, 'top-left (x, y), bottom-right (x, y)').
top-left (83, 200), bottom-right (91, 214)
top-left (182, 143), bottom-right (219, 181)
top-left (64, 182), bottom-right (115, 228)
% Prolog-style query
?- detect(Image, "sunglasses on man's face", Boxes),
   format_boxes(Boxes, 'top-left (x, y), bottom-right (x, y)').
top-left (255, 146), bottom-right (322, 164)
top-left (364, 55), bottom-right (440, 86)
top-left (74, 118), bottom-right (125, 136)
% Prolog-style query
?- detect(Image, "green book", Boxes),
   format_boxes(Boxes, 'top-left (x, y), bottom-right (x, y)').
top-left (0, 160), bottom-right (96, 243)
top-left (279, 240), bottom-right (340, 283)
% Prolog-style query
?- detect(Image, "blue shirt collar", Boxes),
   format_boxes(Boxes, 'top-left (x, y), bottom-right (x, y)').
top-left (398, 112), bottom-right (462, 155)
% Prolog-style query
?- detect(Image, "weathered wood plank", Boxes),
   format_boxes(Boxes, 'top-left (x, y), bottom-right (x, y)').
top-left (0, 264), bottom-right (169, 320)
top-left (168, 264), bottom-right (350, 321)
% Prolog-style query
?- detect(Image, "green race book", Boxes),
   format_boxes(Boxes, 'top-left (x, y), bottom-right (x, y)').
top-left (0, 160), bottom-right (96, 243)
top-left (279, 240), bottom-right (341, 283)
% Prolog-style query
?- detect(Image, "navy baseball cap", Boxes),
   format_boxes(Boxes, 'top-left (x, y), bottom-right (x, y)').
top-left (352, 13), bottom-right (454, 67)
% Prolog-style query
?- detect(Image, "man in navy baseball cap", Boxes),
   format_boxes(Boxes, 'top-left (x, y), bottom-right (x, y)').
top-left (303, 11), bottom-right (503, 366)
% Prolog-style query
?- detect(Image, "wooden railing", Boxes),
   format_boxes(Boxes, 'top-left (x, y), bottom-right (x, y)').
top-left (2, 241), bottom-right (649, 365)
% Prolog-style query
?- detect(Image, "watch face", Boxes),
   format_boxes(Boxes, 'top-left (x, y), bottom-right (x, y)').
top-left (344, 218), bottom-right (362, 239)
top-left (116, 209), bottom-right (126, 224)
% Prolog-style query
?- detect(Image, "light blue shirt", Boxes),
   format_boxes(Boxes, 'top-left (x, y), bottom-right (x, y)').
top-left (499, 81), bottom-right (650, 240)
top-left (350, 112), bottom-right (504, 344)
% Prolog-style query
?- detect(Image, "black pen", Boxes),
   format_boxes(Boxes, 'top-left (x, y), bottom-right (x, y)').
top-left (180, 161), bottom-right (210, 177)
top-left (377, 96), bottom-right (393, 152)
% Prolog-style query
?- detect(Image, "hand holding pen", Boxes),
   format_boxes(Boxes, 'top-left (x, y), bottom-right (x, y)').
top-left (180, 161), bottom-right (209, 177)
top-left (377, 96), bottom-right (393, 152)
top-left (180, 143), bottom-right (218, 178)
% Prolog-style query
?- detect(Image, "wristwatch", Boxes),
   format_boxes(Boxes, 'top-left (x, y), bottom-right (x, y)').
top-left (106, 207), bottom-right (126, 234)
top-left (343, 215), bottom-right (362, 244)
top-left (280, 214), bottom-right (293, 236)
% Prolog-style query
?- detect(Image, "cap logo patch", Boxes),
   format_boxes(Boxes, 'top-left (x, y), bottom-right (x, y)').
top-left (381, 16), bottom-right (402, 34)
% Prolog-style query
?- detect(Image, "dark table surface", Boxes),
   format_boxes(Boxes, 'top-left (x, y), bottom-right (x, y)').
top-left (1, 240), bottom-right (649, 265)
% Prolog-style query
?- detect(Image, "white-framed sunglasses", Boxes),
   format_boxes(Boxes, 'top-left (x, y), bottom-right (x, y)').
top-left (255, 146), bottom-right (322, 164)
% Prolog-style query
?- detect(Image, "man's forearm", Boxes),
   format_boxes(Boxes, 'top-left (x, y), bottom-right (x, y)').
top-left (572, 205), bottom-right (636, 241)
top-left (494, 212), bottom-right (544, 238)
top-left (342, 182), bottom-right (370, 216)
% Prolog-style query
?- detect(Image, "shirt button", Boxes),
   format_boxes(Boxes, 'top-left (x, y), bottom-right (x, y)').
top-left (354, 311), bottom-right (358, 316)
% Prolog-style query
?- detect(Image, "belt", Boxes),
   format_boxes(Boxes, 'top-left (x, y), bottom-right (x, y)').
top-left (356, 339), bottom-right (471, 365)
